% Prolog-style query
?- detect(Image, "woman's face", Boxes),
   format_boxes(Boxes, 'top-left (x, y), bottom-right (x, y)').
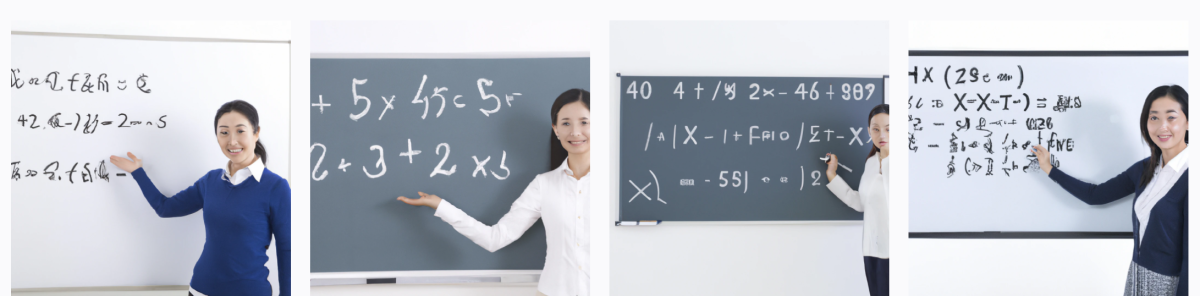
top-left (1146, 96), bottom-right (1188, 153)
top-left (870, 113), bottom-right (890, 154)
top-left (553, 101), bottom-right (590, 156)
top-left (216, 111), bottom-right (260, 165)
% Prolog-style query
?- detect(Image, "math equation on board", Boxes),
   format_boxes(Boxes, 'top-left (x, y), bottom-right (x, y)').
top-left (308, 57), bottom-right (592, 188)
top-left (310, 74), bottom-right (527, 181)
top-left (908, 63), bottom-right (1077, 178)
top-left (619, 75), bottom-right (881, 221)
top-left (10, 160), bottom-right (128, 184)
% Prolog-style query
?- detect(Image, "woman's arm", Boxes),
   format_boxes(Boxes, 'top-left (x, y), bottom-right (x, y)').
top-left (1034, 145), bottom-right (1140, 205)
top-left (111, 153), bottom-right (204, 218)
top-left (399, 177), bottom-right (544, 252)
top-left (269, 179), bottom-right (291, 296)
top-left (824, 153), bottom-right (864, 212)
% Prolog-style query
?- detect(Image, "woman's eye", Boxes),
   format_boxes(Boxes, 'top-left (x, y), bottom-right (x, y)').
top-left (562, 122), bottom-right (570, 126)
top-left (581, 121), bottom-right (588, 125)
top-left (220, 131), bottom-right (228, 135)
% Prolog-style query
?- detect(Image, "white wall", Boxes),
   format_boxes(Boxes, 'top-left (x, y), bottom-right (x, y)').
top-left (906, 21), bottom-right (1189, 296)
top-left (307, 20), bottom-right (590, 295)
top-left (610, 21), bottom-right (889, 296)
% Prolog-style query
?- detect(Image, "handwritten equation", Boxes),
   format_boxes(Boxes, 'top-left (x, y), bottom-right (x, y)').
top-left (15, 113), bottom-right (168, 134)
top-left (619, 75), bottom-right (880, 222)
top-left (10, 159), bottom-right (123, 184)
top-left (311, 140), bottom-right (511, 181)
top-left (11, 69), bottom-right (152, 93)
top-left (909, 63), bottom-right (1079, 178)
top-left (311, 75), bottom-right (523, 120)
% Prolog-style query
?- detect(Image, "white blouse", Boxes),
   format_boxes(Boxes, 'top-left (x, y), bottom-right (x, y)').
top-left (434, 160), bottom-right (590, 296)
top-left (827, 154), bottom-right (889, 259)
top-left (1134, 146), bottom-right (1189, 245)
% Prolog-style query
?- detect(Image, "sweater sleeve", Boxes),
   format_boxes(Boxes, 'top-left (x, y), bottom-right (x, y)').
top-left (269, 178), bottom-right (292, 296)
top-left (1045, 160), bottom-right (1142, 206)
top-left (1179, 193), bottom-right (1187, 295)
top-left (130, 168), bottom-right (204, 218)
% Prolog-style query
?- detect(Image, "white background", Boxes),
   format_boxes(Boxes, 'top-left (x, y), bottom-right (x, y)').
top-left (609, 21), bottom-right (888, 296)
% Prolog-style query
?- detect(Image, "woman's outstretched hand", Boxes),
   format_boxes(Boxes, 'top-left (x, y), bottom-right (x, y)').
top-left (1030, 145), bottom-right (1053, 174)
top-left (398, 191), bottom-right (442, 210)
top-left (109, 152), bottom-right (143, 172)
top-left (825, 153), bottom-right (839, 182)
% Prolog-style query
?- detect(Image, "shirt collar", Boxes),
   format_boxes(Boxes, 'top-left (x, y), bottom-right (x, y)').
top-left (556, 158), bottom-right (588, 179)
top-left (224, 156), bottom-right (265, 182)
top-left (1164, 145), bottom-right (1189, 172)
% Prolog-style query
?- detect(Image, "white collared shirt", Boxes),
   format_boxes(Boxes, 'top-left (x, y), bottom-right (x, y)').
top-left (222, 157), bottom-right (265, 186)
top-left (1134, 146), bottom-right (1189, 245)
top-left (434, 159), bottom-right (590, 296)
top-left (827, 154), bottom-right (890, 259)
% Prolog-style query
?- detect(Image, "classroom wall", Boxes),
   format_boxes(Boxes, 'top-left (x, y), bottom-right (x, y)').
top-left (307, 20), bottom-right (590, 295)
top-left (906, 21), bottom-right (1189, 296)
top-left (609, 21), bottom-right (889, 296)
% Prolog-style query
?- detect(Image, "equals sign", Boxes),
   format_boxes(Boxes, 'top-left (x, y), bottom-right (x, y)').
top-left (1037, 103), bottom-right (1047, 108)
top-left (101, 121), bottom-right (113, 125)
top-left (1036, 98), bottom-right (1048, 101)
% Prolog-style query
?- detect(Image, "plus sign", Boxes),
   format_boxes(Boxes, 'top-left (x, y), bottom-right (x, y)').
top-left (312, 95), bottom-right (331, 114)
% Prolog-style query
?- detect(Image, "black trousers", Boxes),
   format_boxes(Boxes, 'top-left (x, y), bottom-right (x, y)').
top-left (864, 256), bottom-right (890, 296)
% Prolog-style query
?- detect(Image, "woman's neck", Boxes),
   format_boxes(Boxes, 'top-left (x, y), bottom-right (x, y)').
top-left (567, 151), bottom-right (590, 180)
top-left (228, 155), bottom-right (258, 174)
top-left (1160, 143), bottom-right (1186, 167)
top-left (879, 149), bottom-right (889, 160)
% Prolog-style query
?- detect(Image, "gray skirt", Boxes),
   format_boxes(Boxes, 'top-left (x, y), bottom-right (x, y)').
top-left (1125, 261), bottom-right (1179, 296)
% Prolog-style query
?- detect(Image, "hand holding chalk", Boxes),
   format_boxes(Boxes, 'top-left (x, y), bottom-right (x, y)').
top-left (824, 153), bottom-right (839, 181)
top-left (109, 152), bottom-right (143, 172)
top-left (1030, 145), bottom-right (1053, 174)
top-left (398, 191), bottom-right (443, 210)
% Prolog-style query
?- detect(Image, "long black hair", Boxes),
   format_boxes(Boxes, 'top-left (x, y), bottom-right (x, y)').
top-left (1138, 85), bottom-right (1188, 188)
top-left (214, 100), bottom-right (267, 165)
top-left (866, 104), bottom-right (890, 161)
top-left (549, 89), bottom-right (590, 170)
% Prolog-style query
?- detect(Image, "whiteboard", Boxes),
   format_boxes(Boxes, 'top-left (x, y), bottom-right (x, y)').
top-left (11, 33), bottom-right (291, 289)
top-left (907, 53), bottom-right (1187, 233)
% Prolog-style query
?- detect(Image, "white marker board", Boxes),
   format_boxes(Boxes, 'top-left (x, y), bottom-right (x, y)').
top-left (907, 51), bottom-right (1187, 234)
top-left (11, 33), bottom-right (291, 289)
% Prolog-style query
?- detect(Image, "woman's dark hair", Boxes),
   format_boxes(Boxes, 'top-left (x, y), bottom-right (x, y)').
top-left (214, 100), bottom-right (267, 165)
top-left (1138, 85), bottom-right (1188, 188)
top-left (549, 89), bottom-right (590, 170)
top-left (866, 104), bottom-right (890, 160)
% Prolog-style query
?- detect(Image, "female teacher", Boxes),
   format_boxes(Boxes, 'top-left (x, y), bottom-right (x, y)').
top-left (110, 100), bottom-right (291, 296)
top-left (1033, 85), bottom-right (1187, 295)
top-left (824, 103), bottom-right (890, 296)
top-left (399, 88), bottom-right (591, 296)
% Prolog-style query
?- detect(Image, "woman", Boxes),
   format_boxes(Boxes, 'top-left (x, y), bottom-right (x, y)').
top-left (399, 89), bottom-right (591, 296)
top-left (1032, 85), bottom-right (1187, 295)
top-left (110, 100), bottom-right (291, 296)
top-left (825, 103), bottom-right (890, 296)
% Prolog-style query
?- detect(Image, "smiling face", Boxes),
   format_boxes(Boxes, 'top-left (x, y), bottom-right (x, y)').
top-left (215, 111), bottom-right (260, 165)
top-left (553, 101), bottom-right (590, 156)
top-left (870, 113), bottom-right (890, 155)
top-left (1146, 96), bottom-right (1188, 153)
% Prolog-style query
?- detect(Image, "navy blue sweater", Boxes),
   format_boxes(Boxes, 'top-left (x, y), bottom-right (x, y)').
top-left (132, 167), bottom-right (291, 296)
top-left (1048, 158), bottom-right (1186, 294)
